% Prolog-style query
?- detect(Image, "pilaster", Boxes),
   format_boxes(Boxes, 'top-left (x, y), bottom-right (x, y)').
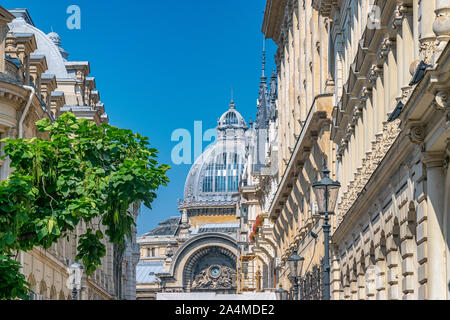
top-left (422, 151), bottom-right (447, 299)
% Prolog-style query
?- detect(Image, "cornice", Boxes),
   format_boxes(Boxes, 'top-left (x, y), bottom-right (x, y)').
top-left (268, 93), bottom-right (333, 221)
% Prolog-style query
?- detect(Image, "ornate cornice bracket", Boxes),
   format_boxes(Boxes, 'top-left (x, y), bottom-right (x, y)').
top-left (405, 121), bottom-right (426, 147)
top-left (432, 90), bottom-right (450, 112)
top-left (393, 2), bottom-right (412, 28)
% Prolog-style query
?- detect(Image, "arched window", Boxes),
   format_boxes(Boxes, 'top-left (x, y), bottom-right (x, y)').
top-left (215, 153), bottom-right (227, 192)
top-left (201, 152), bottom-right (244, 193)
top-left (202, 163), bottom-right (214, 192)
top-left (224, 111), bottom-right (238, 125)
top-left (227, 153), bottom-right (240, 192)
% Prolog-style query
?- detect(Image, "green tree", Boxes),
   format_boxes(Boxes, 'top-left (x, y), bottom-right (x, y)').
top-left (0, 113), bottom-right (170, 300)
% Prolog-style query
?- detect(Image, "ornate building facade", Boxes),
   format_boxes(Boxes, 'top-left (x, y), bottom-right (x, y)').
top-left (136, 101), bottom-right (249, 299)
top-left (0, 7), bottom-right (139, 300)
top-left (235, 51), bottom-right (280, 291)
top-left (239, 0), bottom-right (450, 300)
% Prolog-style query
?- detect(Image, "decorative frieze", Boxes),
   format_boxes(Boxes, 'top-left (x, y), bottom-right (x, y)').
top-left (399, 86), bottom-right (413, 104)
top-left (336, 119), bottom-right (401, 219)
top-left (419, 39), bottom-right (437, 65)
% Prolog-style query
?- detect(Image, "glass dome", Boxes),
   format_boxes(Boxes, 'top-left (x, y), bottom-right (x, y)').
top-left (180, 100), bottom-right (248, 209)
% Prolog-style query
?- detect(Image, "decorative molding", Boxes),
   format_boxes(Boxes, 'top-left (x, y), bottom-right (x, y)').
top-left (336, 120), bottom-right (401, 219)
top-left (380, 38), bottom-right (394, 61)
top-left (407, 124), bottom-right (426, 145)
top-left (400, 86), bottom-right (413, 104)
top-left (419, 38), bottom-right (437, 65)
top-left (393, 3), bottom-right (409, 28)
top-left (192, 265), bottom-right (237, 290)
top-left (422, 151), bottom-right (447, 169)
top-left (432, 90), bottom-right (450, 112)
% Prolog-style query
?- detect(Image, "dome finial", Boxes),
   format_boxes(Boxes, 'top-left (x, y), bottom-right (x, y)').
top-left (229, 86), bottom-right (235, 109)
top-left (48, 30), bottom-right (61, 48)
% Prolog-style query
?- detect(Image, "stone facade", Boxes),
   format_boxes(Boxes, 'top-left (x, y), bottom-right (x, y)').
top-left (241, 0), bottom-right (450, 300)
top-left (0, 7), bottom-right (139, 300)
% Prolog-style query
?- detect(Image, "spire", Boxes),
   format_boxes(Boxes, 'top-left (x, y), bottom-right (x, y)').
top-left (271, 68), bottom-right (277, 81)
top-left (229, 86), bottom-right (236, 109)
top-left (256, 38), bottom-right (270, 130)
top-left (260, 37), bottom-right (267, 84)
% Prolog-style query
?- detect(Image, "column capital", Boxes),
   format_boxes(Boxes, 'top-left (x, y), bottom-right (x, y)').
top-left (394, 2), bottom-right (412, 28)
top-left (422, 151), bottom-right (447, 168)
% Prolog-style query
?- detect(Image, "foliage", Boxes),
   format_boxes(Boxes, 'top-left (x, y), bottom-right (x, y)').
top-left (0, 255), bottom-right (30, 300)
top-left (0, 113), bottom-right (170, 299)
top-left (248, 213), bottom-right (267, 243)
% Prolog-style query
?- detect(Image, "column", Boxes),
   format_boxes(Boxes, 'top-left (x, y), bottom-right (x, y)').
top-left (305, 4), bottom-right (312, 110)
top-left (330, 249), bottom-right (342, 300)
top-left (433, 0), bottom-right (450, 61)
top-left (356, 262), bottom-right (366, 300)
top-left (418, 0), bottom-right (437, 64)
top-left (395, 7), bottom-right (404, 98)
top-left (293, 4), bottom-right (300, 136)
top-left (350, 269), bottom-right (358, 300)
top-left (423, 152), bottom-right (447, 299)
top-left (344, 272), bottom-right (351, 299)
top-left (388, 47), bottom-right (398, 114)
top-left (402, 9), bottom-right (414, 84)
top-left (375, 245), bottom-right (387, 300)
top-left (364, 253), bottom-right (376, 300)
top-left (400, 214), bottom-right (417, 299)
top-left (376, 73), bottom-right (384, 134)
top-left (386, 231), bottom-right (401, 300)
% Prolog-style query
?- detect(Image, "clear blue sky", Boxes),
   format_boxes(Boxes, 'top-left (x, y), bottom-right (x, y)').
top-left (4, 0), bottom-right (277, 235)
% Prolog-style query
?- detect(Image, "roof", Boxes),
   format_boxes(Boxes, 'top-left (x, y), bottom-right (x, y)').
top-left (8, 9), bottom-right (34, 26)
top-left (8, 16), bottom-right (70, 78)
top-left (191, 222), bottom-right (240, 235)
top-left (180, 102), bottom-right (248, 209)
top-left (141, 217), bottom-right (180, 237)
top-left (136, 261), bottom-right (164, 284)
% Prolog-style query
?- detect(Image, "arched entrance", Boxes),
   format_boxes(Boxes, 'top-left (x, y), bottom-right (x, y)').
top-left (183, 246), bottom-right (237, 293)
top-left (169, 233), bottom-right (238, 293)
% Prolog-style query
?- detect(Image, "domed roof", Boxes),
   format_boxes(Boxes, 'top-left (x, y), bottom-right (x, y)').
top-left (179, 100), bottom-right (248, 209)
top-left (217, 99), bottom-right (248, 131)
top-left (8, 17), bottom-right (69, 78)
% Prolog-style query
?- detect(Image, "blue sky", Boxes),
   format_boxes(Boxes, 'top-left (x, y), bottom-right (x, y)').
top-left (4, 0), bottom-right (277, 235)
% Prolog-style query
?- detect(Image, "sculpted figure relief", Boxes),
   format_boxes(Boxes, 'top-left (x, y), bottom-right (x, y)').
top-left (192, 265), bottom-right (237, 290)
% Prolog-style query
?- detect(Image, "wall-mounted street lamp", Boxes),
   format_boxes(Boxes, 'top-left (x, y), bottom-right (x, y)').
top-left (287, 248), bottom-right (304, 300)
top-left (312, 162), bottom-right (340, 300)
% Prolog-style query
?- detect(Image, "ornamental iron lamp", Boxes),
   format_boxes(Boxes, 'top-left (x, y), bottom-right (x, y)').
top-left (312, 161), bottom-right (341, 300)
top-left (287, 248), bottom-right (304, 300)
top-left (312, 165), bottom-right (341, 215)
top-left (69, 262), bottom-right (83, 300)
top-left (275, 284), bottom-right (288, 301)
